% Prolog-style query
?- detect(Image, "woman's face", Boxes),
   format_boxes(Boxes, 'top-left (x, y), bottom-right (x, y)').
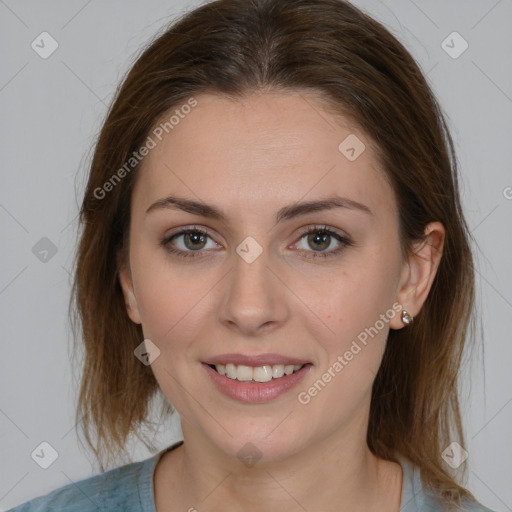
top-left (120, 91), bottom-right (411, 462)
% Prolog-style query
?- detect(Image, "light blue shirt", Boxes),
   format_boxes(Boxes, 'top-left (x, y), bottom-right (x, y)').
top-left (7, 441), bottom-right (495, 511)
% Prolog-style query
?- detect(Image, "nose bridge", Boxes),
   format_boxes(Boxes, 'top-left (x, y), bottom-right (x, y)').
top-left (219, 240), bottom-right (288, 333)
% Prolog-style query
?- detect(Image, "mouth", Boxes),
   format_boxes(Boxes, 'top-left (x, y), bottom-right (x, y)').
top-left (207, 363), bottom-right (305, 382)
top-left (202, 355), bottom-right (313, 403)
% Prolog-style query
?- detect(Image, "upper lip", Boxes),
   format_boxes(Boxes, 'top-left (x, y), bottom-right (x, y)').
top-left (204, 353), bottom-right (311, 366)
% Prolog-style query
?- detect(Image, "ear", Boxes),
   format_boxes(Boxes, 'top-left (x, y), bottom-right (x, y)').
top-left (118, 261), bottom-right (142, 325)
top-left (390, 221), bottom-right (445, 330)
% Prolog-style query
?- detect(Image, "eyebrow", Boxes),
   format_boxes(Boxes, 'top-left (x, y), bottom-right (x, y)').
top-left (145, 194), bottom-right (373, 222)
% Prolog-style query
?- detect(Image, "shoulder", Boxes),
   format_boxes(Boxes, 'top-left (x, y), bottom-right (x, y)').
top-left (398, 456), bottom-right (497, 512)
top-left (6, 452), bottom-right (161, 512)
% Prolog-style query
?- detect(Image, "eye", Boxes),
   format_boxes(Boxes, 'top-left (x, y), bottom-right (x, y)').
top-left (161, 226), bottom-right (220, 259)
top-left (161, 224), bottom-right (351, 260)
top-left (294, 225), bottom-right (351, 259)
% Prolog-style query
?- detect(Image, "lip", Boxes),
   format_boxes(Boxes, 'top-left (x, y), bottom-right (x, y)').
top-left (203, 353), bottom-right (311, 366)
top-left (203, 362), bottom-right (313, 403)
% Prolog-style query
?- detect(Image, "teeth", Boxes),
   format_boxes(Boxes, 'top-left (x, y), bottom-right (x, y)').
top-left (284, 365), bottom-right (295, 375)
top-left (225, 363), bottom-right (237, 379)
top-left (213, 363), bottom-right (304, 381)
top-left (253, 365), bottom-right (273, 382)
top-left (237, 365), bottom-right (253, 382)
top-left (272, 365), bottom-right (285, 378)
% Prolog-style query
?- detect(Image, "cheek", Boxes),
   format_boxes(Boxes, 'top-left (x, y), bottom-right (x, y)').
top-left (129, 244), bottom-right (210, 344)
top-left (299, 254), bottom-right (398, 396)
top-left (310, 264), bottom-right (396, 340)
top-left (298, 278), bottom-right (393, 421)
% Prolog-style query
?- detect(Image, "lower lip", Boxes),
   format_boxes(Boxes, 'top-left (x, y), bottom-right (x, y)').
top-left (203, 363), bottom-right (312, 403)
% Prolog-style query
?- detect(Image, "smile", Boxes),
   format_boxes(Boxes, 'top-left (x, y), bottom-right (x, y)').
top-left (202, 355), bottom-right (313, 403)
top-left (210, 363), bottom-right (304, 382)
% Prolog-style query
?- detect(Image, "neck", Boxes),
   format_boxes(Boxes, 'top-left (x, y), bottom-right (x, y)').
top-left (155, 412), bottom-right (402, 511)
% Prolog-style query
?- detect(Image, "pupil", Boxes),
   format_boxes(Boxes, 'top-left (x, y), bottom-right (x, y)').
top-left (309, 232), bottom-right (330, 251)
top-left (185, 232), bottom-right (206, 250)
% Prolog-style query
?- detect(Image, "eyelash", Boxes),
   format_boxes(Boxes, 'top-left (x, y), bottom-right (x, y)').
top-left (160, 224), bottom-right (352, 260)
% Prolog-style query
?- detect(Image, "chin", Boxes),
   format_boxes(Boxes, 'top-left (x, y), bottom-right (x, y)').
top-left (203, 423), bottom-right (312, 465)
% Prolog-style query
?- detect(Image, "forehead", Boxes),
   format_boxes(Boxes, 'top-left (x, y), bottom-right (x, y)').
top-left (133, 91), bottom-right (394, 218)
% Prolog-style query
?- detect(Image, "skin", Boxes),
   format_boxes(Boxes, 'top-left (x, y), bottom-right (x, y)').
top-left (119, 91), bottom-right (445, 511)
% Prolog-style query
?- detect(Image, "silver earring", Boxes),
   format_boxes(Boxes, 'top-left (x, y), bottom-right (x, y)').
top-left (401, 310), bottom-right (413, 325)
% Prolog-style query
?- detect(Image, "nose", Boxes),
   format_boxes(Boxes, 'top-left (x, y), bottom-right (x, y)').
top-left (217, 246), bottom-right (290, 336)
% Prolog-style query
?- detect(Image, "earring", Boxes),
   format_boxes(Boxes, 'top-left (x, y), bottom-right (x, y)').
top-left (401, 310), bottom-right (413, 325)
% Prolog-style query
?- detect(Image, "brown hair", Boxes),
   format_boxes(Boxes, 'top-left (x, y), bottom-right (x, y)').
top-left (70, 0), bottom-right (477, 507)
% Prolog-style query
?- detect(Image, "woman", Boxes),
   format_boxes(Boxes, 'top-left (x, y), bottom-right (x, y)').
top-left (8, 0), bottom-right (496, 510)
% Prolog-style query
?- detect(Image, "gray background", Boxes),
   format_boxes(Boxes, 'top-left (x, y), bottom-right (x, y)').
top-left (1, 0), bottom-right (511, 510)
